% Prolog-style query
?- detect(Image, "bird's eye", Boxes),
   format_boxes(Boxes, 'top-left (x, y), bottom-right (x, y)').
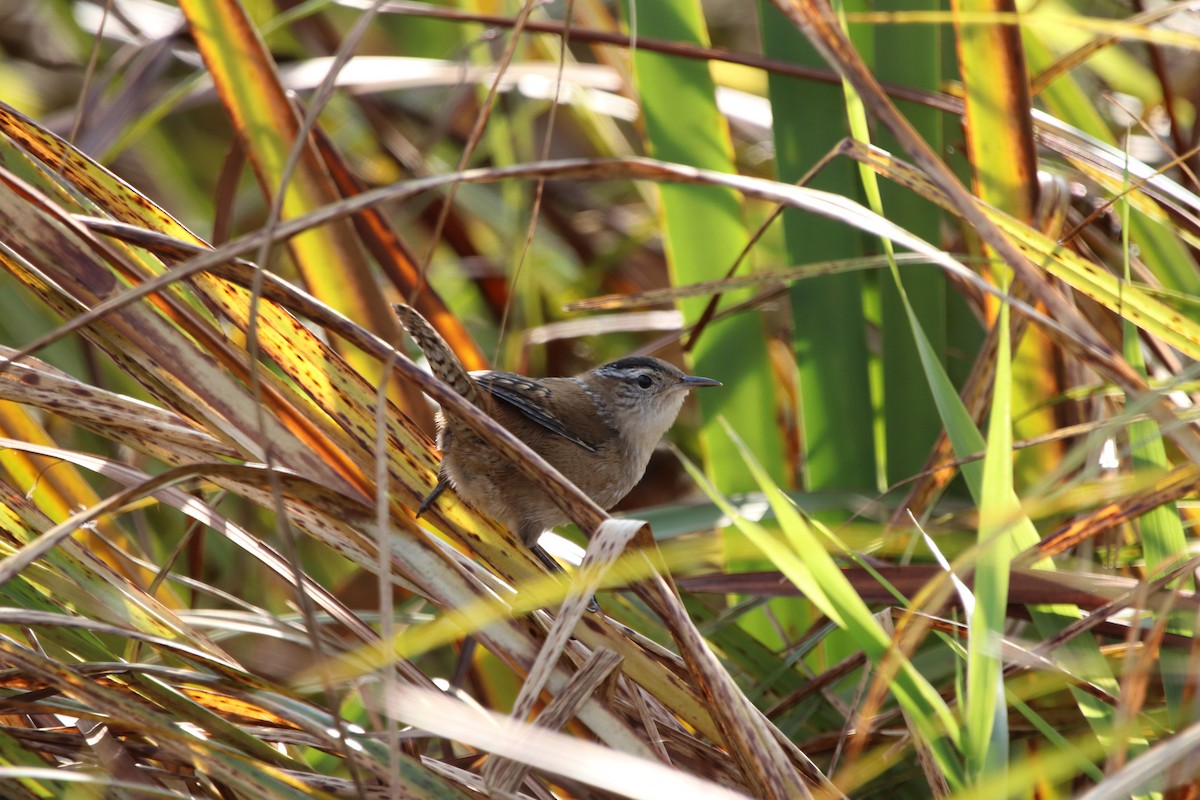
top-left (636, 374), bottom-right (654, 389)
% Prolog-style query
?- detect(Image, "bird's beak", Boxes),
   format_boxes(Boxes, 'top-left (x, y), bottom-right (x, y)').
top-left (681, 375), bottom-right (722, 388)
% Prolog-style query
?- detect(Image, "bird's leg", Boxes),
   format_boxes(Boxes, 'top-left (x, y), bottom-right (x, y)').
top-left (530, 542), bottom-right (600, 614)
top-left (416, 477), bottom-right (448, 517)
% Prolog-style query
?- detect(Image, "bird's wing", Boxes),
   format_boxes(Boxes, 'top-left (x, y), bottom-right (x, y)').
top-left (473, 372), bottom-right (599, 452)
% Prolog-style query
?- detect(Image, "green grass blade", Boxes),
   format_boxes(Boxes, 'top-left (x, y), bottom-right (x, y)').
top-left (875, 0), bottom-right (948, 487)
top-left (680, 421), bottom-right (966, 790)
top-left (760, 0), bottom-right (876, 493)
top-left (967, 291), bottom-right (1013, 782)
top-left (623, 0), bottom-right (783, 493)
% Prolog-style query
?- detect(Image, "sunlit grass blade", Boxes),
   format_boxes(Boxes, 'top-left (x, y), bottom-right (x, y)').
top-left (679, 422), bottom-right (966, 791)
top-left (892, 247), bottom-right (1120, 751)
top-left (1117, 161), bottom-right (1193, 729)
top-left (966, 291), bottom-right (1013, 782)
top-left (846, 141), bottom-right (1200, 362)
top-left (177, 0), bottom-right (402, 386)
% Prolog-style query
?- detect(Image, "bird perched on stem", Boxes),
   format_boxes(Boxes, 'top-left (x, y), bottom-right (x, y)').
top-left (394, 304), bottom-right (720, 589)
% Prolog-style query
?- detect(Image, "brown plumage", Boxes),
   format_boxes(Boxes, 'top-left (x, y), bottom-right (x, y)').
top-left (395, 304), bottom-right (720, 552)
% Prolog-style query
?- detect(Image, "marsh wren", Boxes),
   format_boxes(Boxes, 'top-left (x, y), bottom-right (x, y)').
top-left (394, 304), bottom-right (720, 576)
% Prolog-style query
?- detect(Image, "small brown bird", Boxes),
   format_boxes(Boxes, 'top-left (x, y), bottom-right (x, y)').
top-left (394, 304), bottom-right (720, 574)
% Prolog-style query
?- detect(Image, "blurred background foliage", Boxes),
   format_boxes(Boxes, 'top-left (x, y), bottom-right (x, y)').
top-left (0, 0), bottom-right (1199, 797)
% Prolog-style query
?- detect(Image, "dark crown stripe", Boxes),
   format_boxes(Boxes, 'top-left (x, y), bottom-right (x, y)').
top-left (599, 356), bottom-right (670, 373)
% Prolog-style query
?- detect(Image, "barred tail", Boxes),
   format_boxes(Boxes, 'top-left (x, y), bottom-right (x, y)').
top-left (393, 304), bottom-right (481, 405)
